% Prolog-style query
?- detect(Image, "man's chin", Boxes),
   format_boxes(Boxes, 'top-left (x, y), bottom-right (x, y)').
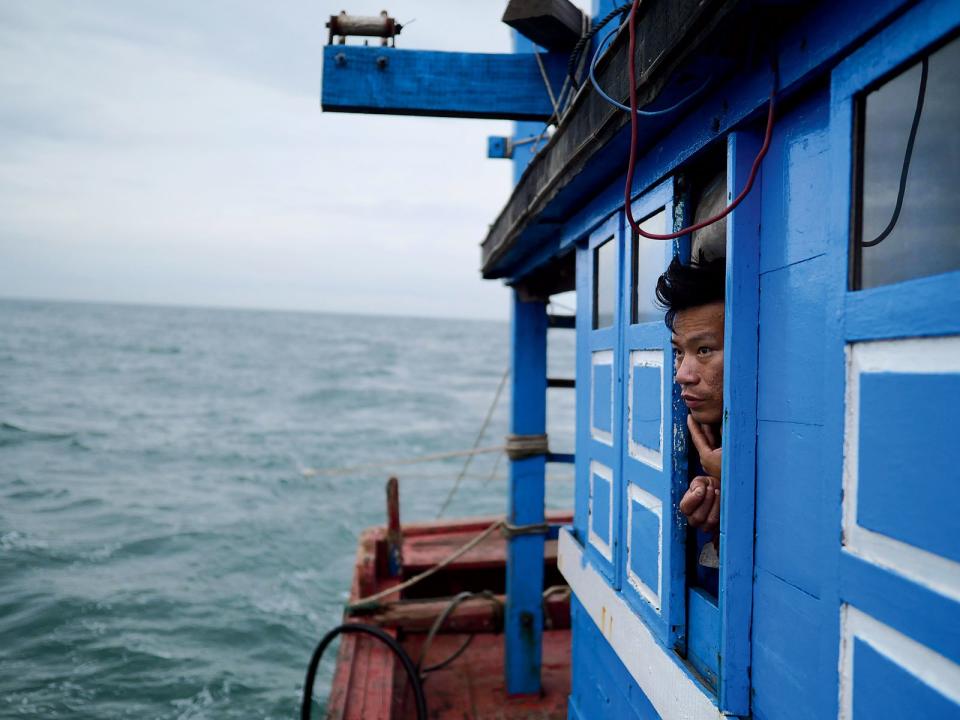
top-left (688, 407), bottom-right (721, 425)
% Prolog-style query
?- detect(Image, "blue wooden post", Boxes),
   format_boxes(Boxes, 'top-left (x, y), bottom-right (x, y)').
top-left (505, 290), bottom-right (548, 695)
top-left (719, 130), bottom-right (762, 714)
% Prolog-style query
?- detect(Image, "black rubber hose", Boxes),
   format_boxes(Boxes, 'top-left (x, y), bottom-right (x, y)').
top-left (301, 623), bottom-right (428, 720)
top-left (862, 57), bottom-right (928, 248)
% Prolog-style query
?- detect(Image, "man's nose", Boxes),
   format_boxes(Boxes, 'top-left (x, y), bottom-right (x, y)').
top-left (675, 354), bottom-right (698, 385)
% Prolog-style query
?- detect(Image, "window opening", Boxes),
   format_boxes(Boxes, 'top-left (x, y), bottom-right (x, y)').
top-left (593, 236), bottom-right (616, 329)
top-left (853, 34), bottom-right (960, 290)
top-left (631, 209), bottom-right (668, 324)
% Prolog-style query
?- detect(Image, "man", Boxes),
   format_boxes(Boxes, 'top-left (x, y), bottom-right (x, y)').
top-left (655, 256), bottom-right (725, 536)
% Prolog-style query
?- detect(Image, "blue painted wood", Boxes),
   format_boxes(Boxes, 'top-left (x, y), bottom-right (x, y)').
top-left (818, 7), bottom-right (960, 720)
top-left (757, 256), bottom-right (829, 425)
top-left (505, 290), bottom-right (548, 695)
top-left (839, 552), bottom-right (960, 666)
top-left (845, 270), bottom-right (960, 341)
top-left (688, 587), bottom-right (720, 689)
top-left (628, 499), bottom-right (660, 593)
top-left (574, 239), bottom-right (593, 547)
top-left (755, 421), bottom-right (826, 597)
top-left (751, 569), bottom-right (830, 720)
top-left (495, 0), bottom-right (916, 280)
top-left (488, 136), bottom-right (510, 159)
top-left (750, 81), bottom-right (844, 720)
top-left (511, 32), bottom-right (549, 184)
top-left (591, 470), bottom-right (613, 545)
top-left (321, 45), bottom-right (566, 121)
top-left (547, 452), bottom-right (575, 464)
top-left (717, 130), bottom-right (762, 715)
top-left (756, 87), bottom-right (830, 274)
top-left (568, 596), bottom-right (660, 720)
top-left (592, 362), bottom-right (614, 434)
top-left (617, 183), bottom-right (688, 651)
top-left (852, 639), bottom-right (959, 719)
top-left (858, 372), bottom-right (960, 563)
top-left (577, 213), bottom-right (622, 583)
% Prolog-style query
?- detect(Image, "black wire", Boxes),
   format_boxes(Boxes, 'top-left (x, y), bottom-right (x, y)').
top-left (862, 57), bottom-right (928, 248)
top-left (301, 623), bottom-right (428, 720)
top-left (422, 634), bottom-right (475, 674)
top-left (567, 4), bottom-right (630, 90)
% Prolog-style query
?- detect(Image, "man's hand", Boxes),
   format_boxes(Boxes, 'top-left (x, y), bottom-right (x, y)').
top-left (688, 415), bottom-right (722, 479)
top-left (679, 475), bottom-right (721, 533)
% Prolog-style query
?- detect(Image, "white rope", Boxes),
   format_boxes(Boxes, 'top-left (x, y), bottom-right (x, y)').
top-left (300, 445), bottom-right (505, 477)
top-left (347, 519), bottom-right (505, 610)
top-left (534, 51), bottom-right (561, 120)
top-left (437, 367), bottom-right (510, 517)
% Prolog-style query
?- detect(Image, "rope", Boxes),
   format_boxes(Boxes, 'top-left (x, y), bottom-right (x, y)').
top-left (346, 519), bottom-right (504, 611)
top-left (534, 51), bottom-right (561, 120)
top-left (482, 449), bottom-right (505, 487)
top-left (300, 445), bottom-right (504, 477)
top-left (567, 3), bottom-right (630, 90)
top-left (500, 521), bottom-right (550, 538)
top-left (437, 367), bottom-right (510, 518)
top-left (589, 24), bottom-right (712, 116)
top-left (505, 433), bottom-right (549, 460)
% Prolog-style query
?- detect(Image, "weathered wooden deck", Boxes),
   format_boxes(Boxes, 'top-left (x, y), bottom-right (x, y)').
top-left (325, 513), bottom-right (572, 719)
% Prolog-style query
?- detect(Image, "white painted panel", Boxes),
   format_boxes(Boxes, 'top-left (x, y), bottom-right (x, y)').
top-left (838, 604), bottom-right (960, 720)
top-left (558, 529), bottom-right (720, 720)
top-left (628, 349), bottom-right (664, 469)
top-left (588, 460), bottom-right (613, 562)
top-left (626, 483), bottom-right (662, 611)
top-left (843, 337), bottom-right (960, 602)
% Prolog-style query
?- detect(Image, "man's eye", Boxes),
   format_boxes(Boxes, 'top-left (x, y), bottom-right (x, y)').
top-left (697, 346), bottom-right (712, 356)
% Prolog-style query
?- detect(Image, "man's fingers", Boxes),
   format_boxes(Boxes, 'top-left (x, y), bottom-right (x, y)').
top-left (704, 487), bottom-right (721, 532)
top-left (690, 488), bottom-right (715, 526)
top-left (679, 478), bottom-right (707, 516)
top-left (702, 423), bottom-right (719, 449)
top-left (687, 415), bottom-right (712, 456)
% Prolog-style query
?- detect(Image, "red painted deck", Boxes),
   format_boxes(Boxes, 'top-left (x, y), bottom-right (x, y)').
top-left (325, 513), bottom-right (572, 720)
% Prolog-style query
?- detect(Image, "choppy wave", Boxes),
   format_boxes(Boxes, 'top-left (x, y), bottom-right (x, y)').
top-left (0, 298), bottom-right (574, 718)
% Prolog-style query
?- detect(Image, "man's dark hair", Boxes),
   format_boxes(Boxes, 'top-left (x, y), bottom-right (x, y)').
top-left (655, 256), bottom-right (726, 330)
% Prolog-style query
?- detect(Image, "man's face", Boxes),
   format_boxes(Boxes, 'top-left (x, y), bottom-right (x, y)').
top-left (670, 301), bottom-right (725, 426)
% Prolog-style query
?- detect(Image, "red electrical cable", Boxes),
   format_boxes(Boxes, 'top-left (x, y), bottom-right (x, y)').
top-left (624, 0), bottom-right (777, 241)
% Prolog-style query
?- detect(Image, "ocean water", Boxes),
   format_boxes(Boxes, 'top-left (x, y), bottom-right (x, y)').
top-left (0, 299), bottom-right (574, 719)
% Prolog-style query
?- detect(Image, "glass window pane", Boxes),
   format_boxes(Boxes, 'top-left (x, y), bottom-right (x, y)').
top-left (632, 209), bottom-right (668, 324)
top-left (593, 237), bottom-right (616, 329)
top-left (857, 36), bottom-right (960, 289)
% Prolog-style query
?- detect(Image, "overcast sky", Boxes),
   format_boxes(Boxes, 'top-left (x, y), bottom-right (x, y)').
top-left (0, 2), bottom-right (581, 320)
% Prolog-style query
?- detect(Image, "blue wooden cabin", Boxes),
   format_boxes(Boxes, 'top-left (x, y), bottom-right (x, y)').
top-left (321, 0), bottom-right (960, 717)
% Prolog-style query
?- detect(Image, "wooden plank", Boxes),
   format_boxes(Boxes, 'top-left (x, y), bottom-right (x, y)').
top-left (402, 532), bottom-right (559, 571)
top-left (353, 592), bottom-right (570, 634)
top-left (718, 130), bottom-right (762, 715)
top-left (502, 0), bottom-right (585, 51)
top-left (398, 630), bottom-right (571, 719)
top-left (321, 45), bottom-right (566, 121)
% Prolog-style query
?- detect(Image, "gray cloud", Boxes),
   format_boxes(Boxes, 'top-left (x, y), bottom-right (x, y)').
top-left (0, 2), bottom-right (572, 319)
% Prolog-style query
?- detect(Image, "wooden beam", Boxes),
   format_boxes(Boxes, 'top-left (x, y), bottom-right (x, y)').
top-left (321, 45), bottom-right (566, 121)
top-left (351, 592), bottom-right (571, 633)
top-left (502, 0), bottom-right (585, 51)
top-left (505, 293), bottom-right (549, 695)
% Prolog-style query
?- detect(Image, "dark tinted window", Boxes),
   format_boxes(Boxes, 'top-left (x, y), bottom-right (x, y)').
top-left (855, 36), bottom-right (960, 289)
top-left (631, 209), bottom-right (668, 324)
top-left (593, 237), bottom-right (615, 329)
